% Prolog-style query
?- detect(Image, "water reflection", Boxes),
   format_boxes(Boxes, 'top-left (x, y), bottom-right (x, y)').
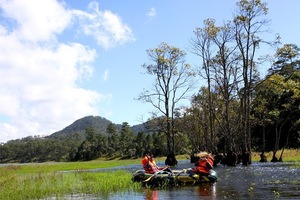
top-left (143, 188), bottom-right (158, 200)
top-left (139, 183), bottom-right (217, 200)
top-left (195, 183), bottom-right (216, 199)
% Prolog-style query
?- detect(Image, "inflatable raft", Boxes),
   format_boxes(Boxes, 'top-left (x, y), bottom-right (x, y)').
top-left (133, 169), bottom-right (218, 185)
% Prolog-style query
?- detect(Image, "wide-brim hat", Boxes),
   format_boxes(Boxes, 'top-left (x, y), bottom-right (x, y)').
top-left (196, 151), bottom-right (212, 159)
top-left (196, 151), bottom-right (208, 157)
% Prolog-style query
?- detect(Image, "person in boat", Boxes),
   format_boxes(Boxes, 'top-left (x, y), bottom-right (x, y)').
top-left (142, 154), bottom-right (172, 175)
top-left (191, 152), bottom-right (214, 175)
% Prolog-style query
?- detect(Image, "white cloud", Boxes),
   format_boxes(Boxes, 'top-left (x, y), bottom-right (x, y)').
top-left (147, 7), bottom-right (156, 20)
top-left (102, 69), bottom-right (109, 82)
top-left (73, 2), bottom-right (136, 50)
top-left (0, 0), bottom-right (71, 42)
top-left (0, 0), bottom-right (133, 143)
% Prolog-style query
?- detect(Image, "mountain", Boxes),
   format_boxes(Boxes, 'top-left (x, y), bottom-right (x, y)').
top-left (47, 115), bottom-right (147, 141)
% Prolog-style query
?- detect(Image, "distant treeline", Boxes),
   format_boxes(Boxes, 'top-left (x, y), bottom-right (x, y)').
top-left (0, 122), bottom-right (189, 163)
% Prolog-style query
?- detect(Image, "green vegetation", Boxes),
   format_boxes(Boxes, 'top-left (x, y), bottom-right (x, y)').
top-left (0, 161), bottom-right (142, 199)
top-left (49, 116), bottom-right (120, 140)
top-left (273, 190), bottom-right (280, 198)
top-left (48, 116), bottom-right (147, 141)
top-left (17, 159), bottom-right (141, 173)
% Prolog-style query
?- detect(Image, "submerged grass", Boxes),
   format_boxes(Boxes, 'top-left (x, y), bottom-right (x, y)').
top-left (0, 161), bottom-right (142, 199)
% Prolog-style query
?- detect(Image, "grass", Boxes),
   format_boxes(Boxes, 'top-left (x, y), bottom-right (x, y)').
top-left (17, 159), bottom-right (141, 173)
top-left (0, 155), bottom-right (188, 199)
top-left (251, 149), bottom-right (300, 162)
top-left (0, 160), bottom-right (142, 199)
top-left (0, 155), bottom-right (191, 199)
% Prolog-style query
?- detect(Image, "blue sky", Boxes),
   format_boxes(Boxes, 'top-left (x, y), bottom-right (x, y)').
top-left (0, 0), bottom-right (299, 143)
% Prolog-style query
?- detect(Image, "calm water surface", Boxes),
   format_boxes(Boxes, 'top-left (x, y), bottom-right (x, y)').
top-left (107, 160), bottom-right (300, 200)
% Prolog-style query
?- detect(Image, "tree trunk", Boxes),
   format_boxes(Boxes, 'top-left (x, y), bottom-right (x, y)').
top-left (279, 122), bottom-right (297, 161)
top-left (279, 148), bottom-right (284, 162)
top-left (165, 152), bottom-right (178, 166)
top-left (271, 150), bottom-right (278, 162)
top-left (259, 151), bottom-right (267, 162)
top-left (225, 150), bottom-right (237, 166)
top-left (242, 150), bottom-right (251, 165)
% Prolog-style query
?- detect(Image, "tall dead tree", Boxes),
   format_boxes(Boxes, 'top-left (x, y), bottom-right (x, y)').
top-left (137, 42), bottom-right (195, 165)
top-left (190, 19), bottom-right (241, 162)
top-left (233, 0), bottom-right (270, 165)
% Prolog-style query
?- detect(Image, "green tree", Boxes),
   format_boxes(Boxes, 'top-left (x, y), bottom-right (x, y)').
top-left (146, 133), bottom-right (154, 153)
top-left (107, 123), bottom-right (117, 135)
top-left (74, 126), bottom-right (99, 161)
top-left (152, 132), bottom-right (167, 156)
top-left (85, 125), bottom-right (96, 142)
top-left (252, 92), bottom-right (270, 155)
top-left (253, 74), bottom-right (300, 161)
top-left (184, 88), bottom-right (213, 153)
top-left (119, 122), bottom-right (136, 157)
top-left (135, 131), bottom-right (147, 157)
top-left (270, 44), bottom-right (300, 77)
top-left (108, 131), bottom-right (119, 157)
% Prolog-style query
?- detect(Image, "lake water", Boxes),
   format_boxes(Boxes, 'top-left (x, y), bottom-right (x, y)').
top-left (106, 160), bottom-right (300, 200)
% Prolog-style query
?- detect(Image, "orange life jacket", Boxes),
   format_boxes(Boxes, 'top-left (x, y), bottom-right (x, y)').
top-left (194, 158), bottom-right (213, 174)
top-left (142, 157), bottom-right (148, 166)
top-left (142, 157), bottom-right (159, 174)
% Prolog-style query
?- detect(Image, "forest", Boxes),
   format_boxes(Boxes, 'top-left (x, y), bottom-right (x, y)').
top-left (0, 0), bottom-right (299, 165)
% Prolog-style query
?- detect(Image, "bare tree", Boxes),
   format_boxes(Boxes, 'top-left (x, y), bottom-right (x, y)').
top-left (190, 19), bottom-right (216, 154)
top-left (137, 42), bottom-right (196, 165)
top-left (234, 0), bottom-right (270, 164)
top-left (190, 19), bottom-right (241, 160)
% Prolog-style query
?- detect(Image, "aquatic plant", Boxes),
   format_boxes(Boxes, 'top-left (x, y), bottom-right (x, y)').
top-left (261, 177), bottom-right (300, 186)
top-left (248, 186), bottom-right (254, 192)
top-left (143, 178), bottom-right (173, 188)
top-left (248, 186), bottom-right (254, 199)
top-left (289, 162), bottom-right (300, 169)
top-left (273, 190), bottom-right (280, 198)
top-left (254, 172), bottom-right (264, 175)
top-left (225, 173), bottom-right (231, 178)
top-left (290, 179), bottom-right (299, 184)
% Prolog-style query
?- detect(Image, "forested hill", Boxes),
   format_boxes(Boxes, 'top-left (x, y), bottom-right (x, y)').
top-left (47, 115), bottom-right (147, 141)
top-left (0, 116), bottom-right (148, 163)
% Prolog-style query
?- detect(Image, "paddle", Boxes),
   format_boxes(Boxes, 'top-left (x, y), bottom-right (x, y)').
top-left (181, 168), bottom-right (198, 181)
top-left (175, 168), bottom-right (187, 177)
top-left (143, 166), bottom-right (169, 182)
